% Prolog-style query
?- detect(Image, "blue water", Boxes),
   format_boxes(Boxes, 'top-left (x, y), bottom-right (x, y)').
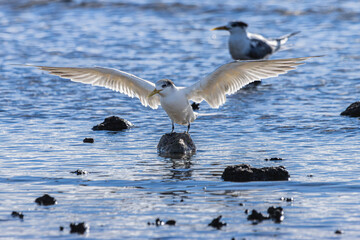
top-left (1, 0), bottom-right (360, 239)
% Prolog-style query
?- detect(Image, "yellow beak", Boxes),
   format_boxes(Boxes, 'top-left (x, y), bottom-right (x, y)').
top-left (211, 26), bottom-right (229, 31)
top-left (148, 89), bottom-right (162, 98)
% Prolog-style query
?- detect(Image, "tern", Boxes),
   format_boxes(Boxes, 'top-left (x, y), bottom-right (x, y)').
top-left (212, 21), bottom-right (300, 60)
top-left (24, 57), bottom-right (313, 133)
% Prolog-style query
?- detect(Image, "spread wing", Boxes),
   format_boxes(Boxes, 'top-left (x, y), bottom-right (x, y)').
top-left (30, 66), bottom-right (160, 109)
top-left (185, 57), bottom-right (315, 108)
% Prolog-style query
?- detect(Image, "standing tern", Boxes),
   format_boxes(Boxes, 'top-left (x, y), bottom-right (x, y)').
top-left (25, 57), bottom-right (314, 133)
top-left (212, 21), bottom-right (300, 60)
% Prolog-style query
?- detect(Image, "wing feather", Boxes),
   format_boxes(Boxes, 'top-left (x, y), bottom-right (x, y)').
top-left (30, 65), bottom-right (160, 109)
top-left (185, 57), bottom-right (316, 108)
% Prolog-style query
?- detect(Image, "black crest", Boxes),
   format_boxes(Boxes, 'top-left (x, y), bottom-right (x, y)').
top-left (230, 21), bottom-right (248, 28)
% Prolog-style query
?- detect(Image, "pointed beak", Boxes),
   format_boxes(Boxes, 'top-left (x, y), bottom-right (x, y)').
top-left (148, 89), bottom-right (162, 98)
top-left (211, 26), bottom-right (229, 31)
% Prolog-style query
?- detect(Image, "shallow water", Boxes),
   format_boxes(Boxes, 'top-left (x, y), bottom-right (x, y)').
top-left (1, 0), bottom-right (360, 239)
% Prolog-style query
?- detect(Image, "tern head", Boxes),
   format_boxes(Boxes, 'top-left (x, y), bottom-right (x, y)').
top-left (212, 21), bottom-right (248, 34)
top-left (148, 79), bottom-right (175, 98)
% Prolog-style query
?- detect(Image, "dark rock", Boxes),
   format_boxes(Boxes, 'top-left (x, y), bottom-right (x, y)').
top-left (208, 215), bottom-right (226, 229)
top-left (239, 203), bottom-right (244, 206)
top-left (307, 174), bottom-right (314, 177)
top-left (244, 209), bottom-right (248, 214)
top-left (157, 132), bottom-right (196, 157)
top-left (247, 210), bottom-right (269, 222)
top-left (222, 164), bottom-right (290, 182)
top-left (148, 218), bottom-right (175, 226)
top-left (267, 206), bottom-right (284, 223)
top-left (280, 197), bottom-right (294, 202)
top-left (71, 169), bottom-right (88, 175)
top-left (335, 229), bottom-right (343, 234)
top-left (70, 222), bottom-right (88, 234)
top-left (247, 207), bottom-right (284, 224)
top-left (35, 194), bottom-right (57, 206)
top-left (83, 138), bottom-right (94, 143)
top-left (11, 211), bottom-right (24, 219)
top-left (59, 226), bottom-right (64, 231)
top-left (265, 157), bottom-right (283, 161)
top-left (341, 101), bottom-right (360, 117)
top-left (92, 116), bottom-right (133, 131)
top-left (165, 220), bottom-right (176, 226)
top-left (191, 102), bottom-right (200, 110)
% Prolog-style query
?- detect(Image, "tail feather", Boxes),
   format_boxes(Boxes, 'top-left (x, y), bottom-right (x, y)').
top-left (274, 31), bottom-right (301, 52)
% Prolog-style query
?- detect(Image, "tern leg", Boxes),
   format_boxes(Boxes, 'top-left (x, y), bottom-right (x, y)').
top-left (171, 122), bottom-right (174, 133)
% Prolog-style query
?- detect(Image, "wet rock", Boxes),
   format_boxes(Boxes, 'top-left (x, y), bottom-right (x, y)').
top-left (59, 226), bottom-right (64, 231)
top-left (83, 138), bottom-right (94, 143)
top-left (267, 206), bottom-right (284, 223)
top-left (222, 164), bottom-right (290, 182)
top-left (35, 194), bottom-right (57, 206)
top-left (247, 210), bottom-right (269, 222)
top-left (92, 116), bottom-right (133, 131)
top-left (208, 215), bottom-right (226, 229)
top-left (148, 218), bottom-right (176, 226)
top-left (71, 169), bottom-right (88, 175)
top-left (165, 220), bottom-right (176, 226)
top-left (247, 207), bottom-right (284, 224)
top-left (191, 102), bottom-right (200, 110)
top-left (265, 157), bottom-right (283, 161)
top-left (11, 211), bottom-right (24, 219)
top-left (341, 101), bottom-right (360, 117)
top-left (335, 229), bottom-right (343, 234)
top-left (280, 197), bottom-right (294, 202)
top-left (70, 222), bottom-right (88, 234)
top-left (157, 132), bottom-right (196, 157)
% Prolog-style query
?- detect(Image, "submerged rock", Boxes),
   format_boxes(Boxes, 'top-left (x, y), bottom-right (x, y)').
top-left (247, 206), bottom-right (284, 224)
top-left (11, 211), bottom-right (24, 219)
top-left (71, 169), bottom-right (88, 175)
top-left (222, 164), bottom-right (290, 182)
top-left (265, 157), bottom-right (283, 161)
top-left (341, 101), bottom-right (360, 117)
top-left (83, 138), bottom-right (94, 143)
top-left (70, 222), bottom-right (88, 234)
top-left (147, 218), bottom-right (176, 226)
top-left (157, 132), bottom-right (196, 157)
top-left (35, 194), bottom-right (57, 206)
top-left (208, 215), bottom-right (227, 229)
top-left (92, 116), bottom-right (133, 131)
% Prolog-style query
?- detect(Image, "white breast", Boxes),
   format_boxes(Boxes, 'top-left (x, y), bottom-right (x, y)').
top-left (160, 89), bottom-right (197, 125)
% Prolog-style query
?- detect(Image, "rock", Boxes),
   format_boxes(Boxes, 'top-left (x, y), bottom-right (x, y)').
top-left (247, 210), bottom-right (269, 222)
top-left (335, 229), bottom-right (343, 234)
top-left (191, 102), bottom-right (200, 110)
top-left (59, 226), bottom-right (64, 231)
top-left (148, 218), bottom-right (176, 226)
top-left (222, 164), bottom-right (290, 182)
top-left (165, 220), bottom-right (176, 226)
top-left (83, 138), bottom-right (94, 143)
top-left (11, 211), bottom-right (24, 219)
top-left (267, 206), bottom-right (284, 223)
top-left (35, 194), bottom-right (57, 206)
top-left (92, 116), bottom-right (133, 131)
top-left (70, 222), bottom-right (88, 234)
top-left (208, 215), bottom-right (226, 229)
top-left (157, 132), bottom-right (196, 157)
top-left (247, 207), bottom-right (284, 224)
top-left (341, 101), bottom-right (360, 117)
top-left (265, 157), bottom-right (283, 161)
top-left (71, 169), bottom-right (88, 175)
top-left (280, 197), bottom-right (294, 202)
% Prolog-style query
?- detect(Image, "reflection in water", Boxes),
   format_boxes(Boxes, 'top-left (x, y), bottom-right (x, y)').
top-left (163, 157), bottom-right (194, 181)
